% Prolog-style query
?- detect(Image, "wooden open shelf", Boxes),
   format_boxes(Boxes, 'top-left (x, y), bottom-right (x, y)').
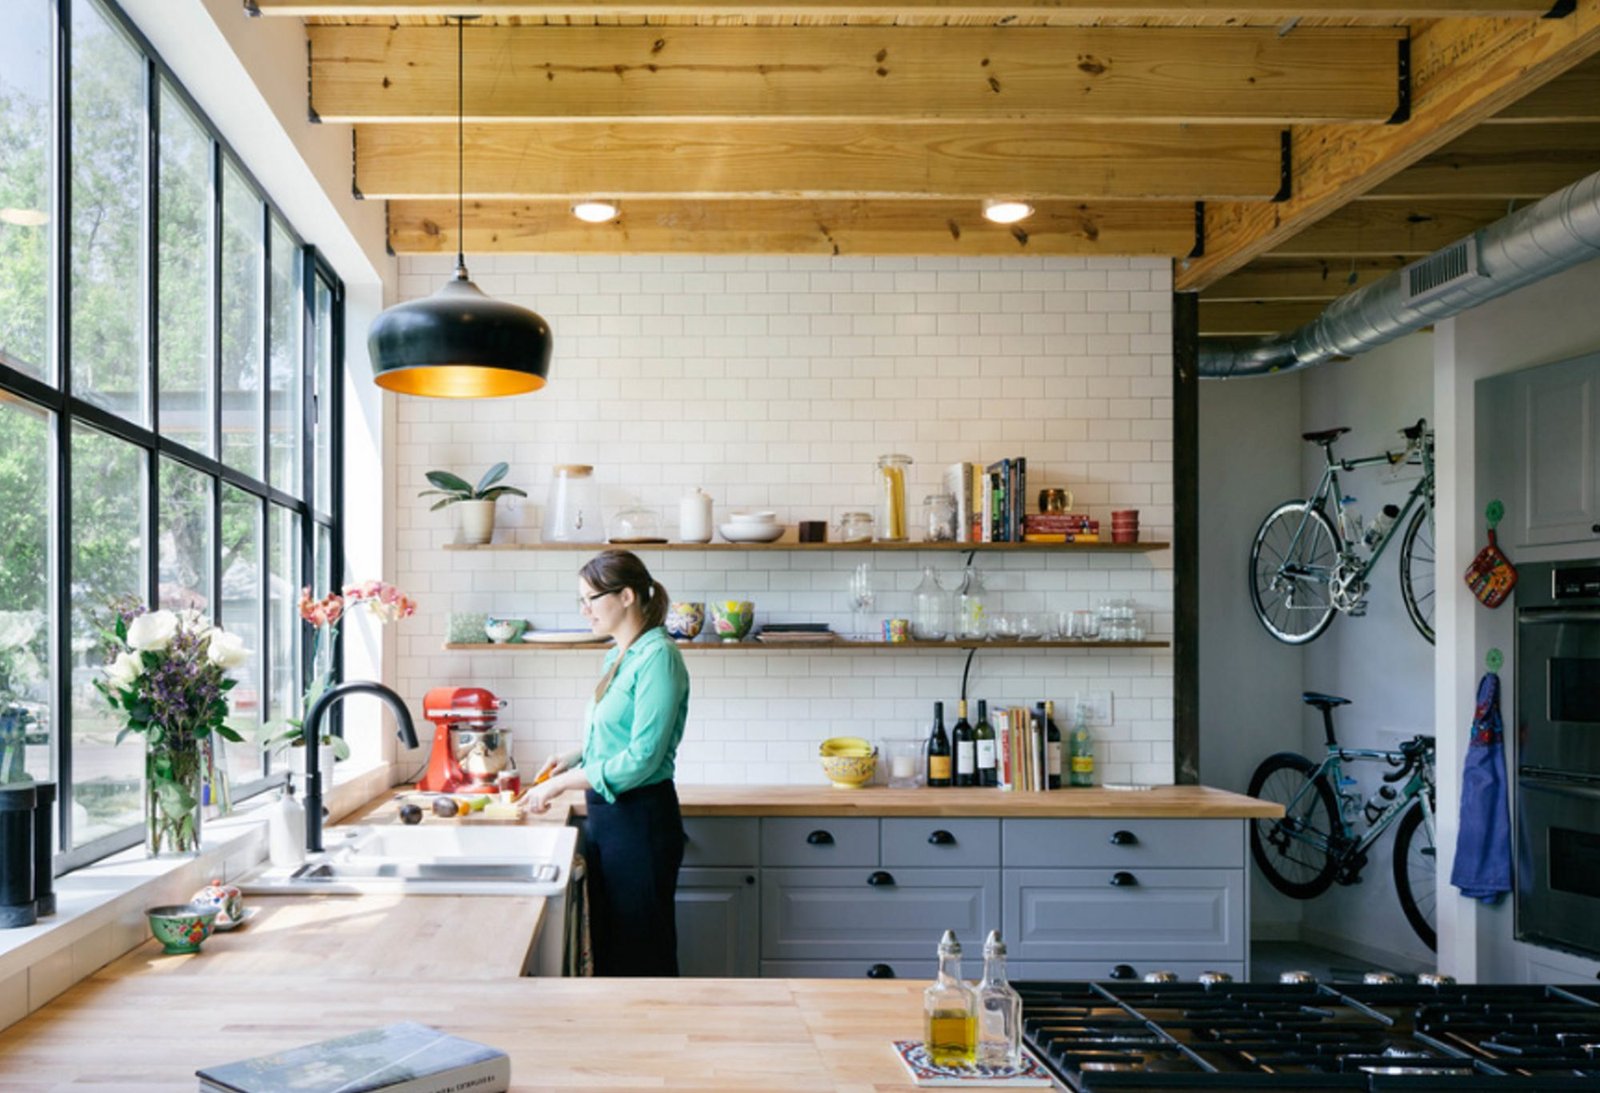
top-left (445, 638), bottom-right (1170, 652)
top-left (444, 539), bottom-right (1168, 553)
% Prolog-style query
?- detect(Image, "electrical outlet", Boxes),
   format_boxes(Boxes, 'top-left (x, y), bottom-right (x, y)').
top-left (1072, 690), bottom-right (1114, 726)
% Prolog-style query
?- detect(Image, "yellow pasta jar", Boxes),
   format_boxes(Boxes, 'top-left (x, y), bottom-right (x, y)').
top-left (876, 453), bottom-right (913, 541)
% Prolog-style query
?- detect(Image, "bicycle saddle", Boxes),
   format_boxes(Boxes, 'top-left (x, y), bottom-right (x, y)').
top-left (1302, 427), bottom-right (1350, 444)
top-left (1301, 691), bottom-right (1351, 711)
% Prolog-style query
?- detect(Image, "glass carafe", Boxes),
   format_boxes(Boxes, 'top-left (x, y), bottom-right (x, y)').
top-left (955, 562), bottom-right (987, 640)
top-left (876, 454), bottom-right (912, 541)
top-left (542, 464), bottom-right (603, 543)
top-left (911, 566), bottom-right (950, 641)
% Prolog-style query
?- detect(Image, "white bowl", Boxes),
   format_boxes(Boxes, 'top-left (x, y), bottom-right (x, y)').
top-left (719, 522), bottom-right (785, 543)
top-left (729, 511), bottom-right (778, 524)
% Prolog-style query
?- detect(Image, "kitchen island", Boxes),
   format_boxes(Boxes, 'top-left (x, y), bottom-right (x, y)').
top-left (0, 892), bottom-right (954, 1091)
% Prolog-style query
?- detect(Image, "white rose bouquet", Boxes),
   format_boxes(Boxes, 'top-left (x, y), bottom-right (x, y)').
top-left (95, 603), bottom-right (250, 854)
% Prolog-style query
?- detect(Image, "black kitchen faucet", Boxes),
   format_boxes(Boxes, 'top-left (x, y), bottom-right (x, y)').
top-left (300, 681), bottom-right (419, 852)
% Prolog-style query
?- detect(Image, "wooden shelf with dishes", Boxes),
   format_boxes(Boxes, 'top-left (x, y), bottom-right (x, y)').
top-left (443, 540), bottom-right (1169, 553)
top-left (445, 638), bottom-right (1170, 652)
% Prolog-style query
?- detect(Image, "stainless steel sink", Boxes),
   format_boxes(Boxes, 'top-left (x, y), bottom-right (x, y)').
top-left (289, 859), bottom-right (561, 884)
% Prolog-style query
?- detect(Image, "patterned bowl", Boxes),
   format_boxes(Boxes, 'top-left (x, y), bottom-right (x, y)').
top-left (666, 601), bottom-right (706, 641)
top-left (189, 877), bottom-right (243, 930)
top-left (820, 749), bottom-right (878, 789)
top-left (146, 903), bottom-right (219, 954)
top-left (708, 601), bottom-right (755, 642)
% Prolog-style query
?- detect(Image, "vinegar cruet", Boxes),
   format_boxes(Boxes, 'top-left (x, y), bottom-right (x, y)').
top-left (923, 929), bottom-right (977, 1067)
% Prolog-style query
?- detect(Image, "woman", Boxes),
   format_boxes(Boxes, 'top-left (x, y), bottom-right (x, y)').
top-left (529, 549), bottom-right (690, 976)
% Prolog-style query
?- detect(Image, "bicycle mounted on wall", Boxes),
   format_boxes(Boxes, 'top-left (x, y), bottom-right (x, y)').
top-left (1248, 419), bottom-right (1436, 645)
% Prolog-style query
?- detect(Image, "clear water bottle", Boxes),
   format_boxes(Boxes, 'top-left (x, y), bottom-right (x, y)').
top-left (1338, 497), bottom-right (1364, 544)
top-left (1364, 503), bottom-right (1401, 548)
top-left (1363, 783), bottom-right (1398, 824)
top-left (1336, 774), bottom-right (1361, 824)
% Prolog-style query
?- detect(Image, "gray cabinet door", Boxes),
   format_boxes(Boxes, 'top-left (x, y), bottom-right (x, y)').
top-left (1004, 868), bottom-right (1244, 964)
top-left (762, 817), bottom-right (880, 867)
top-left (1003, 818), bottom-right (1242, 869)
top-left (762, 867), bottom-right (1000, 961)
top-left (677, 866), bottom-right (759, 978)
top-left (1515, 354), bottom-right (1600, 547)
top-left (683, 817), bottom-right (759, 867)
top-left (882, 818), bottom-right (1000, 868)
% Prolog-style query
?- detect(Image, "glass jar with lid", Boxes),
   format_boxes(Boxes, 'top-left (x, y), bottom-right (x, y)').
top-left (542, 464), bottom-right (604, 543)
top-left (876, 454), bottom-right (912, 542)
top-left (836, 510), bottom-right (874, 543)
top-left (923, 492), bottom-right (957, 542)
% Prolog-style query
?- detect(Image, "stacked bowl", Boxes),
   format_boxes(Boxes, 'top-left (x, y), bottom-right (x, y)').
top-left (719, 511), bottom-right (785, 543)
top-left (1111, 509), bottom-right (1140, 544)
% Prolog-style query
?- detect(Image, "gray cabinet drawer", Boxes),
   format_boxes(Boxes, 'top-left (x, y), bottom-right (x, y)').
top-left (682, 817), bottom-right (759, 867)
top-left (1009, 960), bottom-right (1247, 984)
top-left (1004, 868), bottom-right (1244, 964)
top-left (762, 867), bottom-right (1000, 960)
top-left (1003, 819), bottom-right (1242, 869)
top-left (882, 818), bottom-right (999, 869)
top-left (762, 959), bottom-right (936, 980)
top-left (762, 817), bottom-right (880, 868)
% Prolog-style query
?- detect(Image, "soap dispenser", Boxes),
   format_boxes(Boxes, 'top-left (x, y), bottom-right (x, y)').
top-left (267, 784), bottom-right (306, 867)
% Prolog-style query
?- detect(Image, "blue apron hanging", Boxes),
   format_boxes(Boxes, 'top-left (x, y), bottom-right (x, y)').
top-left (1450, 672), bottom-right (1512, 902)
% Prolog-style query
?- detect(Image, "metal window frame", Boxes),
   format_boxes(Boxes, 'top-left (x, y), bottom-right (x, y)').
top-left (0, 0), bottom-right (346, 876)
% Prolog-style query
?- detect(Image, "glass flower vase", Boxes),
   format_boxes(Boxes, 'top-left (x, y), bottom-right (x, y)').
top-left (145, 729), bottom-right (203, 857)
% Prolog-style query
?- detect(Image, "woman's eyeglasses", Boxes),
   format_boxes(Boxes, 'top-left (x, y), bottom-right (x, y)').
top-left (577, 590), bottom-right (616, 610)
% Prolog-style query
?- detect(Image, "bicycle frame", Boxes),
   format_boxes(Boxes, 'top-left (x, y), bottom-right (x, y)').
top-left (1284, 746), bottom-right (1436, 864)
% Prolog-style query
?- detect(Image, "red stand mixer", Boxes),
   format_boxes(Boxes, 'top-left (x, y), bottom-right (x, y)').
top-left (416, 686), bottom-right (517, 794)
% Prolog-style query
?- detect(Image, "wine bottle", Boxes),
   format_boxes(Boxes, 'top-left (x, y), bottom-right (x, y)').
top-left (974, 700), bottom-right (997, 787)
top-left (927, 701), bottom-right (952, 787)
top-left (1042, 700), bottom-right (1062, 790)
top-left (953, 699), bottom-right (976, 787)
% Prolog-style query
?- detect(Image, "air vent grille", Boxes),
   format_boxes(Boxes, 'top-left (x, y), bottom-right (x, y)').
top-left (1401, 238), bottom-right (1483, 306)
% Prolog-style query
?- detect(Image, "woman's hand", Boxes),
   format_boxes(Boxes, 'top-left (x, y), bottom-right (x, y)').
top-left (534, 753), bottom-right (570, 785)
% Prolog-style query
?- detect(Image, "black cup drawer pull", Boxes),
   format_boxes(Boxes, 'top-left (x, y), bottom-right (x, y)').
top-left (806, 830), bottom-right (834, 846)
top-left (1110, 871), bottom-right (1138, 887)
top-left (867, 963), bottom-right (896, 979)
top-left (868, 870), bottom-right (896, 887)
top-left (1109, 830), bottom-right (1139, 846)
top-left (928, 829), bottom-right (957, 846)
top-left (1110, 963), bottom-right (1137, 980)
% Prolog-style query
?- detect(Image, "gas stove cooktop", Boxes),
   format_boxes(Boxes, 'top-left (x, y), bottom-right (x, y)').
top-left (1017, 979), bottom-right (1600, 1091)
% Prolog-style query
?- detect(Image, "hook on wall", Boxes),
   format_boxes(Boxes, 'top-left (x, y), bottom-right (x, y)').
top-left (1485, 646), bottom-right (1504, 673)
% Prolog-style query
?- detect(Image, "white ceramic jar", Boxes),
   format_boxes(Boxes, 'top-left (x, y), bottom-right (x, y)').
top-left (679, 487), bottom-right (714, 543)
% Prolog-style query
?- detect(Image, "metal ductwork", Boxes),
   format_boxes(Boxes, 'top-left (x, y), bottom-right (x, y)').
top-left (1197, 167), bottom-right (1600, 378)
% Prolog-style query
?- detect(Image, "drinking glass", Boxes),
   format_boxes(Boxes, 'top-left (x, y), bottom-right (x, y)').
top-left (848, 563), bottom-right (876, 639)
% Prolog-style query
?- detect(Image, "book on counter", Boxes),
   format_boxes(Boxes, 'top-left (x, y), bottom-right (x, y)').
top-left (196, 1022), bottom-right (510, 1093)
top-left (891, 1041), bottom-right (1052, 1087)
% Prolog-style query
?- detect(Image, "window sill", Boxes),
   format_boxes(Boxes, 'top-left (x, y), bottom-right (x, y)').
top-left (0, 761), bottom-right (397, 1030)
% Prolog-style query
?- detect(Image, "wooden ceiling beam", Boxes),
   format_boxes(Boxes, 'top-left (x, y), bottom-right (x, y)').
top-left (1363, 122), bottom-right (1600, 198)
top-left (1174, 0), bottom-right (1600, 291)
top-left (311, 25), bottom-right (1402, 125)
top-left (1485, 55), bottom-right (1600, 121)
top-left (1202, 257), bottom-right (1410, 300)
top-left (258, 1), bottom-right (1556, 16)
top-left (386, 198), bottom-right (1199, 255)
top-left (355, 121), bottom-right (1285, 200)
top-left (1264, 199), bottom-right (1513, 256)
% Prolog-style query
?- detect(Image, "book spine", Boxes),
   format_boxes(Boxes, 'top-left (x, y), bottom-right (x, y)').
top-left (946, 462), bottom-right (973, 544)
top-left (1014, 457), bottom-right (1026, 543)
top-left (994, 710), bottom-right (1010, 790)
top-left (383, 1057), bottom-right (511, 1093)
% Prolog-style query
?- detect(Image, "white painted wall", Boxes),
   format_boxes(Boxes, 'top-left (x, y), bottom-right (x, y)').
top-left (390, 254), bottom-right (1177, 787)
top-left (1199, 333), bottom-right (1435, 968)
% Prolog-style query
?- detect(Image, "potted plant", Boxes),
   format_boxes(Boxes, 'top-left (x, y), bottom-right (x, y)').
top-left (260, 582), bottom-right (416, 793)
top-left (419, 462), bottom-right (527, 545)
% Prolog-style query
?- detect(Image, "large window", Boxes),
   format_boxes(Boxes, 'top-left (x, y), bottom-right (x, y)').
top-left (0, 0), bottom-right (342, 870)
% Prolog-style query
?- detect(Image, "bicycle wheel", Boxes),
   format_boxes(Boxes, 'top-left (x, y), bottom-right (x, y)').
top-left (1249, 501), bottom-right (1339, 644)
top-left (1247, 752), bottom-right (1341, 898)
top-left (1392, 800), bottom-right (1437, 951)
top-left (1399, 501), bottom-right (1436, 645)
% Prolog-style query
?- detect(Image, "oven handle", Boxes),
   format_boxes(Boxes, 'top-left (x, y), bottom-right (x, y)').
top-left (1517, 608), bottom-right (1600, 625)
top-left (1519, 773), bottom-right (1600, 802)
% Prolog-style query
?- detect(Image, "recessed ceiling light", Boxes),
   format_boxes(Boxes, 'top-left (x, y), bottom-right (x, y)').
top-left (0, 208), bottom-right (50, 227)
top-left (572, 201), bottom-right (619, 224)
top-left (982, 200), bottom-right (1034, 225)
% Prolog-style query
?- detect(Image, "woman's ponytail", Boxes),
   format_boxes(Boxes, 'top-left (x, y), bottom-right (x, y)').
top-left (642, 579), bottom-right (670, 630)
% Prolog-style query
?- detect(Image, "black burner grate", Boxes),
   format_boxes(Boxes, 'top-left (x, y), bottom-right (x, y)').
top-left (1016, 981), bottom-right (1600, 1091)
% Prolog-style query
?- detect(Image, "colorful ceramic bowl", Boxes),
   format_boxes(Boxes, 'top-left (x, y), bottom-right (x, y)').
top-left (146, 903), bottom-right (219, 954)
top-left (820, 736), bottom-right (875, 757)
top-left (709, 600), bottom-right (755, 642)
top-left (666, 601), bottom-right (706, 640)
top-left (819, 748), bottom-right (878, 789)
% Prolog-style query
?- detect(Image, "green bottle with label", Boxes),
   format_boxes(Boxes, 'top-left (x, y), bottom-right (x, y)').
top-left (1068, 703), bottom-right (1095, 787)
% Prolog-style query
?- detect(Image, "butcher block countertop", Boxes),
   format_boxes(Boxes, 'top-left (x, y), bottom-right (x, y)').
top-left (665, 783), bottom-right (1278, 818)
top-left (0, 892), bottom-right (947, 1092)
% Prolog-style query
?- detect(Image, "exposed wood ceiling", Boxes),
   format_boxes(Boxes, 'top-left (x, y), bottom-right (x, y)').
top-left (254, 0), bottom-right (1600, 340)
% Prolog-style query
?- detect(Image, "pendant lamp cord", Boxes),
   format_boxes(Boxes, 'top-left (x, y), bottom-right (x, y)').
top-left (455, 15), bottom-right (467, 280)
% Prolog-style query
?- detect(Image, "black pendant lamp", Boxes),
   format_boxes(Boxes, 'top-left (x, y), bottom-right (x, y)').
top-left (368, 17), bottom-right (551, 398)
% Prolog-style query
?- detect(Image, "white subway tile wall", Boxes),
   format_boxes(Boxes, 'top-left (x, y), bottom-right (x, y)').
top-left (392, 255), bottom-right (1175, 787)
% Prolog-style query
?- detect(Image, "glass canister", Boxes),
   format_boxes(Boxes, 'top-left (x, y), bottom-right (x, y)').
top-left (875, 454), bottom-right (912, 541)
top-left (911, 566), bottom-right (950, 641)
top-left (542, 464), bottom-right (604, 543)
top-left (923, 492), bottom-right (957, 542)
top-left (837, 510), bottom-right (874, 543)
